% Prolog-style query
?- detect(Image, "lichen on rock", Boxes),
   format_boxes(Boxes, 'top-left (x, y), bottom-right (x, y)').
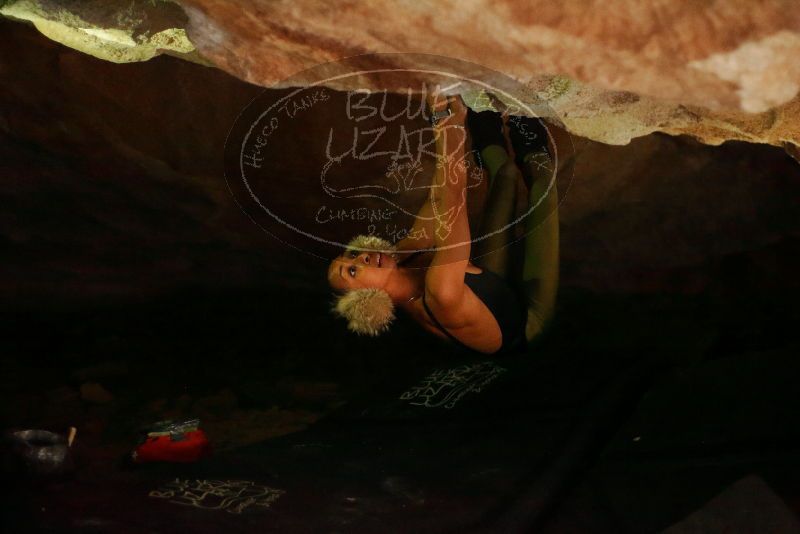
top-left (0, 0), bottom-right (197, 63)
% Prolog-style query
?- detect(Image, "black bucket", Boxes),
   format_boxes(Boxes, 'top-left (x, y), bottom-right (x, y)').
top-left (5, 429), bottom-right (73, 476)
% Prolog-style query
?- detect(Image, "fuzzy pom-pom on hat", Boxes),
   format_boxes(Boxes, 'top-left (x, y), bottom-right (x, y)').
top-left (333, 287), bottom-right (395, 336)
top-left (345, 235), bottom-right (396, 254)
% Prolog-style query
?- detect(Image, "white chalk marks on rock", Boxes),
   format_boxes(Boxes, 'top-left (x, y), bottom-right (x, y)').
top-left (149, 478), bottom-right (284, 514)
top-left (400, 361), bottom-right (506, 409)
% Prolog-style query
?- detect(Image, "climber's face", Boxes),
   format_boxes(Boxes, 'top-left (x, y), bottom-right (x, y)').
top-left (327, 249), bottom-right (397, 292)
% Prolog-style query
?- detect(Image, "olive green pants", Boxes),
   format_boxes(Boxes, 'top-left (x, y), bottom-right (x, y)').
top-left (472, 144), bottom-right (560, 345)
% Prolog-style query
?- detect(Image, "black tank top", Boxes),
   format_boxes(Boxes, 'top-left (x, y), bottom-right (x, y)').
top-left (422, 270), bottom-right (526, 354)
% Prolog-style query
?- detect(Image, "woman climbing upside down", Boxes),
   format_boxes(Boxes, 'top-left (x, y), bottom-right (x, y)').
top-left (327, 94), bottom-right (560, 355)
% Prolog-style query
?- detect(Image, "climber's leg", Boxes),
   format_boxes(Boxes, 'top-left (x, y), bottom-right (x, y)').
top-left (468, 109), bottom-right (519, 279)
top-left (520, 148), bottom-right (559, 344)
top-left (474, 153), bottom-right (522, 279)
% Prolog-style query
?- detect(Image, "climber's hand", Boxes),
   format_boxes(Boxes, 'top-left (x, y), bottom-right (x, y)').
top-left (426, 92), bottom-right (467, 130)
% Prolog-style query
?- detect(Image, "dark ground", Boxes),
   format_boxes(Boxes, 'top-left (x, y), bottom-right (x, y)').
top-left (2, 18), bottom-right (800, 533)
top-left (3, 276), bottom-right (800, 532)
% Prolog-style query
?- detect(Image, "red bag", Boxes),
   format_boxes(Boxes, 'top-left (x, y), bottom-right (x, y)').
top-left (133, 420), bottom-right (211, 463)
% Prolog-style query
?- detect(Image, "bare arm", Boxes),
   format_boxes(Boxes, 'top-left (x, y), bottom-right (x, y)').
top-left (394, 196), bottom-right (436, 254)
top-left (423, 95), bottom-right (472, 318)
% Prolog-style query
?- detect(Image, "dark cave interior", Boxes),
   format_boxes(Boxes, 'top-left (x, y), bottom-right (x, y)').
top-left (2, 18), bottom-right (800, 533)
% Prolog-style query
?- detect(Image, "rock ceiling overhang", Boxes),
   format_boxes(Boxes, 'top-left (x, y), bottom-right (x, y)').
top-left (3, 0), bottom-right (799, 158)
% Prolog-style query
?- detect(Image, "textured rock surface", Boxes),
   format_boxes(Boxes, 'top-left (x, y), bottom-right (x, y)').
top-left (0, 0), bottom-right (199, 64)
top-left (3, 0), bottom-right (799, 150)
top-left (178, 0), bottom-right (800, 148)
top-left (178, 0), bottom-right (800, 111)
